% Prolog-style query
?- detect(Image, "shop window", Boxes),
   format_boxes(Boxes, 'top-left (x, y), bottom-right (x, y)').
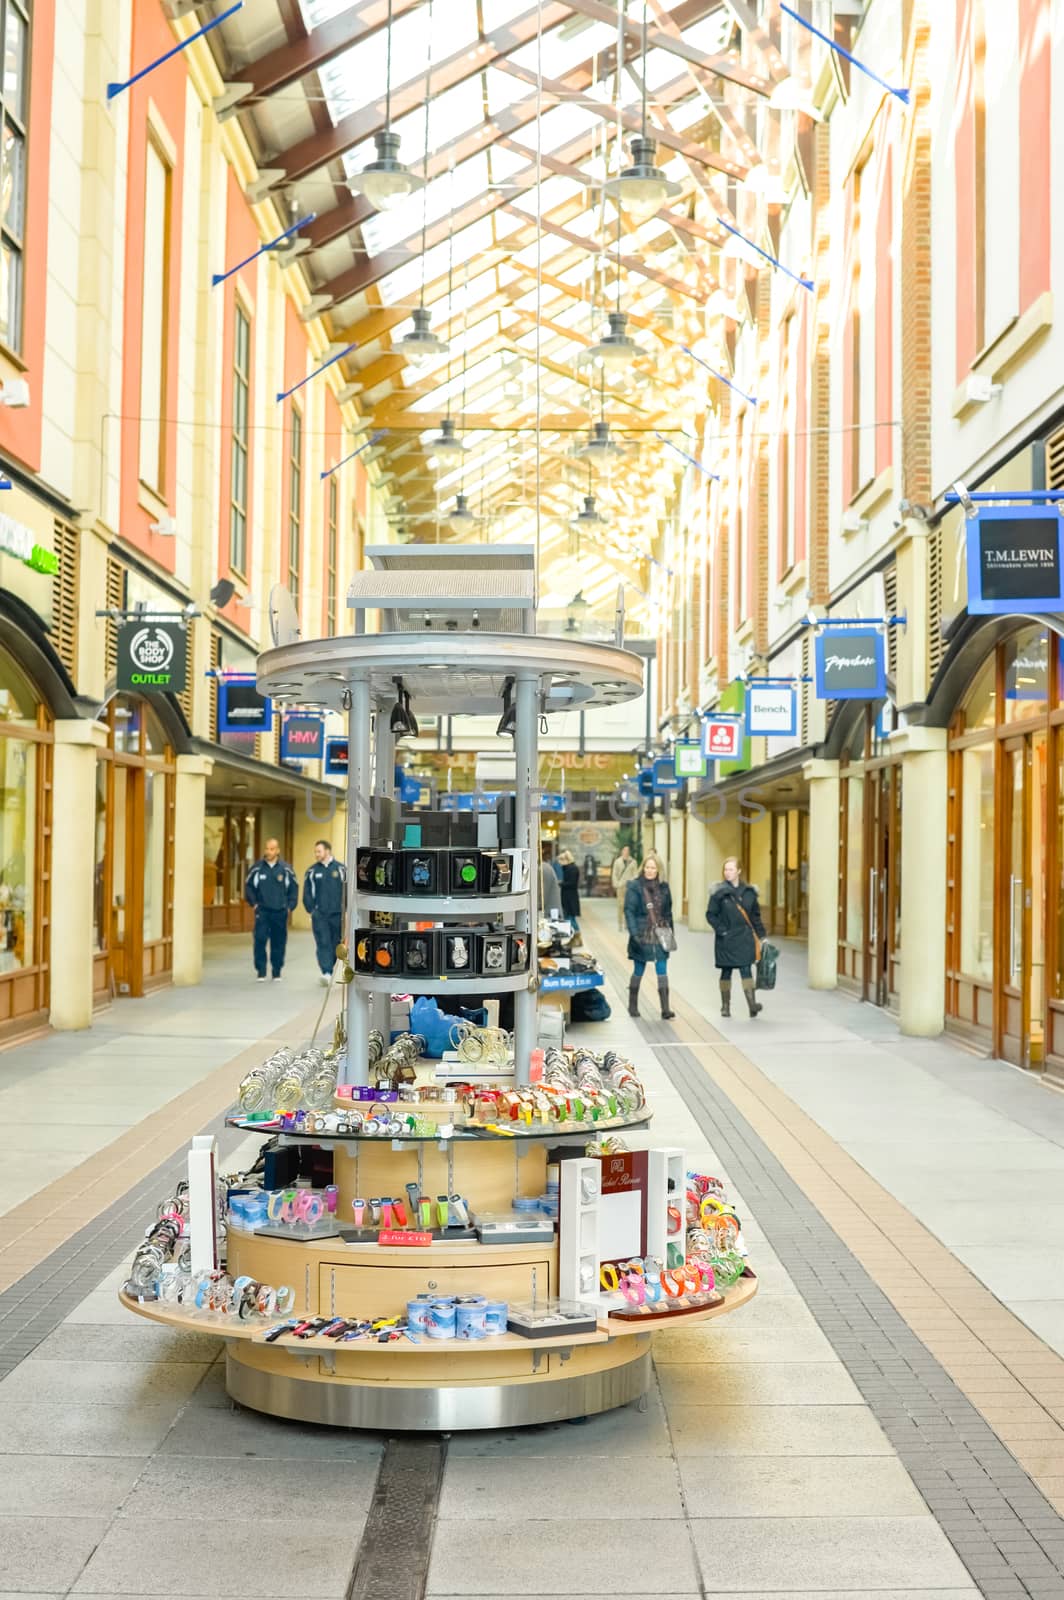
top-left (0, 650), bottom-right (37, 725)
top-left (962, 656), bottom-right (996, 731)
top-left (229, 302), bottom-right (250, 575)
top-left (0, 732), bottom-right (35, 973)
top-left (139, 136), bottom-right (172, 494)
top-left (1003, 626), bottom-right (1049, 723)
top-left (958, 743), bottom-right (994, 981)
top-left (0, 0), bottom-right (29, 355)
top-left (109, 694), bottom-right (168, 756)
top-left (844, 773), bottom-right (864, 946)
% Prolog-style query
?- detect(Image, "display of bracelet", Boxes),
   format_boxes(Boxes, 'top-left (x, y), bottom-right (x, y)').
top-left (237, 1047), bottom-right (297, 1114)
top-left (124, 1185), bottom-right (192, 1300)
top-left (450, 1021), bottom-right (513, 1068)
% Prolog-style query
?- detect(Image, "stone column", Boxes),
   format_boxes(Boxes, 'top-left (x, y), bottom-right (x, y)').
top-left (50, 720), bottom-right (108, 1030)
top-left (668, 809), bottom-right (686, 911)
top-left (894, 726), bottom-right (948, 1036)
top-left (172, 754), bottom-right (213, 987)
top-left (803, 758), bottom-right (840, 990)
top-left (684, 810), bottom-right (710, 935)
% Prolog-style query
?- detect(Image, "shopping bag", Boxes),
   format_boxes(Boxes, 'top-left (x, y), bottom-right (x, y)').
top-left (756, 941), bottom-right (779, 991)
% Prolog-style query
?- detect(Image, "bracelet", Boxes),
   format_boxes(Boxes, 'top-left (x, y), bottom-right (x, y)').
top-left (620, 1273), bottom-right (646, 1305)
top-left (276, 1285), bottom-right (295, 1313)
top-left (599, 1263), bottom-right (619, 1292)
top-left (660, 1268), bottom-right (685, 1298)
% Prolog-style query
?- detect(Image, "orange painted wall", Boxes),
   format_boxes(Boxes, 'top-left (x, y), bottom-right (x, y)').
top-left (0, 0), bottom-right (55, 475)
top-left (119, 1), bottom-right (187, 573)
top-left (1018, 0), bottom-right (1051, 310)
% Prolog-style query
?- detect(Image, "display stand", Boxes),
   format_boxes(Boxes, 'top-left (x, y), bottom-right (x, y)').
top-left (119, 548), bottom-right (758, 1428)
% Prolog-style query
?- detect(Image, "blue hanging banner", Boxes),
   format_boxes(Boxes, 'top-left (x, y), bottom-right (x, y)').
top-left (745, 684), bottom-right (798, 738)
top-left (966, 505), bottom-right (1064, 616)
top-left (652, 755), bottom-right (682, 795)
top-left (218, 678), bottom-right (272, 734)
top-left (280, 713), bottom-right (324, 760)
top-left (324, 737), bottom-right (348, 775)
top-left (814, 629), bottom-right (886, 700)
top-left (636, 767), bottom-right (653, 797)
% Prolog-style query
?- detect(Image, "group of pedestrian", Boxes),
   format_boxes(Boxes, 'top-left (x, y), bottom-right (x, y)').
top-left (613, 845), bottom-right (768, 1023)
top-left (243, 838), bottom-right (346, 984)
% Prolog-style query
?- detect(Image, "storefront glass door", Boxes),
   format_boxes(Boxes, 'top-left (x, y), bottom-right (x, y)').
top-left (1000, 733), bottom-right (1048, 1068)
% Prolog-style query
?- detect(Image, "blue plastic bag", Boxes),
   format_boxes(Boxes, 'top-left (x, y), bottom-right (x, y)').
top-left (409, 994), bottom-right (489, 1058)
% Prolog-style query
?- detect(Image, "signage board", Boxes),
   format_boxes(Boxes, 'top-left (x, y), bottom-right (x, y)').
top-left (651, 755), bottom-right (682, 794)
top-left (814, 628), bottom-right (886, 700)
top-left (324, 736), bottom-right (348, 774)
top-left (673, 741), bottom-right (707, 779)
top-left (745, 684), bottom-right (798, 738)
top-left (280, 713), bottom-right (324, 760)
top-left (700, 717), bottom-right (742, 761)
top-left (218, 679), bottom-right (273, 733)
top-left (967, 505), bottom-right (1064, 616)
top-left (116, 620), bottom-right (188, 695)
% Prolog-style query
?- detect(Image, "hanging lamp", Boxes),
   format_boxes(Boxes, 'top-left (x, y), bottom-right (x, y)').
top-left (448, 491), bottom-right (479, 532)
top-left (349, 3), bottom-right (423, 211)
top-left (603, 7), bottom-right (680, 215)
top-left (575, 420), bottom-right (625, 463)
top-left (395, 4), bottom-right (447, 366)
top-left (583, 309), bottom-right (646, 369)
top-left (427, 416), bottom-right (465, 464)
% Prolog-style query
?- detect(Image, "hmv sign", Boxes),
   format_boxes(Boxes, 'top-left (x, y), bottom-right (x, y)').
top-left (967, 506), bottom-right (1064, 615)
top-left (814, 628), bottom-right (886, 701)
top-left (280, 713), bottom-right (325, 760)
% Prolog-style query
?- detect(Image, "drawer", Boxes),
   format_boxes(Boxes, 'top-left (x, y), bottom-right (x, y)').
top-left (319, 1257), bottom-right (552, 1321)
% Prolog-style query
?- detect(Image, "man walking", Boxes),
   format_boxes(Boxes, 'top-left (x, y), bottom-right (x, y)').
top-left (611, 844), bottom-right (639, 929)
top-left (244, 837), bottom-right (298, 982)
top-left (303, 839), bottom-right (346, 986)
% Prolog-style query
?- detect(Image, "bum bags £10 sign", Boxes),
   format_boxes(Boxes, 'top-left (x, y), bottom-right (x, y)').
top-left (745, 684), bottom-right (797, 737)
top-left (814, 628), bottom-right (886, 700)
top-left (967, 505), bottom-right (1064, 615)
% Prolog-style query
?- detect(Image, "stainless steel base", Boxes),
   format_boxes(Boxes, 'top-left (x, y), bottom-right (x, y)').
top-left (226, 1349), bottom-right (651, 1431)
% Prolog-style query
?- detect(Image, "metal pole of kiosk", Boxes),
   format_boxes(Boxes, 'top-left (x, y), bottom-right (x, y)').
top-left (345, 674), bottom-right (372, 1085)
top-left (513, 670), bottom-right (539, 1086)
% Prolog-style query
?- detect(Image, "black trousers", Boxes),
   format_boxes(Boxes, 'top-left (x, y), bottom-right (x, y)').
top-left (719, 965), bottom-right (753, 981)
top-left (253, 908), bottom-right (289, 976)
top-left (312, 910), bottom-right (343, 975)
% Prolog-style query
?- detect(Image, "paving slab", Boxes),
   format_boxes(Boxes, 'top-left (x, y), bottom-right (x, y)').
top-left (427, 1520), bottom-right (700, 1595)
top-left (690, 1516), bottom-right (975, 1591)
top-left (73, 1516), bottom-right (361, 1597)
top-left (438, 1455), bottom-right (685, 1520)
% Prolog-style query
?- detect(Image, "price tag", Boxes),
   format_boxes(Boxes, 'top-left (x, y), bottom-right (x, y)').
top-left (378, 1229), bottom-right (432, 1247)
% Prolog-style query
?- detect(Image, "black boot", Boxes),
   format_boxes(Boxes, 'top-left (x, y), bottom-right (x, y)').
top-left (628, 976), bottom-right (641, 1017)
top-left (719, 979), bottom-right (731, 1018)
top-left (742, 978), bottom-right (762, 1018)
top-left (658, 978), bottom-right (676, 1021)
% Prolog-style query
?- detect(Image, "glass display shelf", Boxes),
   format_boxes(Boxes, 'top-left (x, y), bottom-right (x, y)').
top-left (225, 1111), bottom-right (652, 1144)
top-left (354, 893), bottom-right (527, 916)
top-left (352, 972), bottom-right (530, 995)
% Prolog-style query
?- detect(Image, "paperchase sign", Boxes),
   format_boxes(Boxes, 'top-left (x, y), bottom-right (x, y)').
top-left (967, 506), bottom-right (1064, 615)
top-left (116, 621), bottom-right (188, 694)
top-left (745, 685), bottom-right (797, 738)
top-left (814, 629), bottom-right (886, 700)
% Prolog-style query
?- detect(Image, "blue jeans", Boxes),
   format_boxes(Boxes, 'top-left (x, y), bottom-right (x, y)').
top-left (633, 955), bottom-right (669, 978)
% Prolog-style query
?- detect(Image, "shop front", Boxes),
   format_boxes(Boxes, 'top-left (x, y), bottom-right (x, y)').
top-left (943, 622), bottom-right (1064, 1072)
top-left (0, 648), bottom-right (52, 1041)
top-left (94, 695), bottom-right (177, 1000)
top-left (836, 702), bottom-right (903, 1010)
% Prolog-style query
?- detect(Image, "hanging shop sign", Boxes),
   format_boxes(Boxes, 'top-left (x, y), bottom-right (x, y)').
top-left (324, 737), bottom-right (348, 775)
top-left (218, 678), bottom-right (273, 733)
top-left (280, 713), bottom-right (324, 760)
top-left (967, 506), bottom-right (1064, 616)
top-left (745, 684), bottom-right (798, 738)
top-left (700, 717), bottom-right (742, 761)
top-left (116, 620), bottom-right (188, 694)
top-left (813, 628), bottom-right (886, 700)
top-left (673, 741), bottom-right (707, 779)
top-left (651, 755), bottom-right (682, 794)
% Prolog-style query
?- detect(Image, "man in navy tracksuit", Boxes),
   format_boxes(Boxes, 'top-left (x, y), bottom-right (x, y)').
top-left (244, 838), bottom-right (299, 981)
top-left (303, 839), bottom-right (346, 985)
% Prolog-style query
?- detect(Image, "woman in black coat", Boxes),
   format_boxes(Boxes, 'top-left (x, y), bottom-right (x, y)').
top-left (558, 851), bottom-right (581, 928)
top-left (706, 857), bottom-right (766, 1019)
top-left (624, 856), bottom-right (676, 1020)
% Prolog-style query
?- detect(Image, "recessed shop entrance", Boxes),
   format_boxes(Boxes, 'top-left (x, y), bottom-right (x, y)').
top-left (203, 801), bottom-right (293, 933)
top-left (1000, 729), bottom-right (1048, 1069)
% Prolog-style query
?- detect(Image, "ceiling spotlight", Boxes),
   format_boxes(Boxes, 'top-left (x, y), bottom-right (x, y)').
top-left (580, 311), bottom-right (646, 370)
top-left (496, 677), bottom-right (516, 738)
top-left (744, 162), bottom-right (788, 204)
top-left (768, 78), bottom-right (822, 118)
top-left (427, 417), bottom-right (465, 464)
top-left (389, 677), bottom-right (419, 739)
top-left (404, 687), bottom-right (419, 737)
top-left (349, 129), bottom-right (423, 212)
top-left (396, 306), bottom-right (449, 365)
top-left (571, 494), bottom-right (607, 530)
top-left (575, 420), bottom-right (625, 463)
top-left (604, 136), bottom-right (681, 215)
top-left (448, 492), bottom-right (479, 532)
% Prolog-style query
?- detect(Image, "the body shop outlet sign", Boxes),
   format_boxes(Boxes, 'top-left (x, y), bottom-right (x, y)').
top-left (967, 506), bottom-right (1064, 615)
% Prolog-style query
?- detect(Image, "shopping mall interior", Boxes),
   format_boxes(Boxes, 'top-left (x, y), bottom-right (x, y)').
top-left (1, 0), bottom-right (1064, 1594)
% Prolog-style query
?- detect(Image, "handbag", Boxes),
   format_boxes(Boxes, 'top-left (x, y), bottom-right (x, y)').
top-left (756, 941), bottom-right (779, 991)
top-left (644, 889), bottom-right (677, 953)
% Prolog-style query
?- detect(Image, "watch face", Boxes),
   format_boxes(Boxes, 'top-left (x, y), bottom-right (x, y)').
top-left (405, 936), bottom-right (429, 971)
top-left (483, 939), bottom-right (506, 971)
top-left (451, 853), bottom-right (480, 893)
top-left (356, 851), bottom-right (374, 888)
top-left (446, 935), bottom-right (470, 971)
top-left (509, 934), bottom-right (529, 971)
top-left (489, 856), bottom-right (512, 893)
top-left (373, 937), bottom-right (397, 970)
top-left (355, 934), bottom-right (374, 971)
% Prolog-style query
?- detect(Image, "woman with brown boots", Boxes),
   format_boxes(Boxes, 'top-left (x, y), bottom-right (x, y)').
top-left (706, 857), bottom-right (766, 1019)
top-left (624, 856), bottom-right (677, 1020)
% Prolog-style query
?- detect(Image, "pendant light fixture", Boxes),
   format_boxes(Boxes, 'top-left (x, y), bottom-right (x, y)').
top-left (350, 3), bottom-right (423, 212)
top-left (575, 419), bottom-right (625, 464)
top-left (583, 309), bottom-right (645, 369)
top-left (395, 3), bottom-right (448, 366)
top-left (604, 4), bottom-right (680, 216)
top-left (448, 491), bottom-right (479, 532)
top-left (427, 416), bottom-right (465, 465)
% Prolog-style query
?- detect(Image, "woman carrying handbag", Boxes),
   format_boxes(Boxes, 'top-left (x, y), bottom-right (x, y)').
top-left (624, 856), bottom-right (677, 1020)
top-left (706, 856), bottom-right (767, 1019)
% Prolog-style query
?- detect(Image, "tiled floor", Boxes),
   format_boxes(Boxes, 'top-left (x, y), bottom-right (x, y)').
top-left (6, 909), bottom-right (1064, 1595)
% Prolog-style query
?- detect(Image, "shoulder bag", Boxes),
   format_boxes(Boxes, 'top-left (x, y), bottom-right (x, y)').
top-left (644, 889), bottom-right (678, 954)
top-left (736, 898), bottom-right (779, 990)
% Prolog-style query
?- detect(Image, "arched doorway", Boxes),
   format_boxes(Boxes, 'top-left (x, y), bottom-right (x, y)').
top-left (95, 696), bottom-right (176, 999)
top-left (0, 649), bottom-right (52, 1041)
top-left (944, 622), bottom-right (1062, 1070)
